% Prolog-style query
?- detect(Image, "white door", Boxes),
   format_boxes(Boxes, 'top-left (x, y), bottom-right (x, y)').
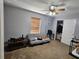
top-left (61, 19), bottom-right (76, 45)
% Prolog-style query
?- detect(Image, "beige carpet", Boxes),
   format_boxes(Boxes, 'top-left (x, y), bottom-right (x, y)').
top-left (5, 40), bottom-right (75, 59)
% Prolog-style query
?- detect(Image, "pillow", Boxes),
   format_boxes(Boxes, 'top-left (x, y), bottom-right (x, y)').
top-left (42, 35), bottom-right (48, 39)
top-left (37, 37), bottom-right (42, 40)
top-left (29, 37), bottom-right (37, 41)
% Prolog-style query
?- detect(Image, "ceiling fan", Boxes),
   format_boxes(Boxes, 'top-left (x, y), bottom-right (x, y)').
top-left (49, 5), bottom-right (66, 15)
top-left (41, 0), bottom-right (66, 15)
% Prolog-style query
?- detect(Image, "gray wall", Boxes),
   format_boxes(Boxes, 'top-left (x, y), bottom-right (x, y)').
top-left (4, 5), bottom-right (54, 42)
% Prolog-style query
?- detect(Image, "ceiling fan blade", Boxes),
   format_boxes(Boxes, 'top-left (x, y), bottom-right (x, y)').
top-left (58, 8), bottom-right (65, 11)
top-left (49, 0), bottom-right (66, 7)
top-left (45, 11), bottom-right (50, 14)
top-left (55, 6), bottom-right (65, 11)
top-left (46, 12), bottom-right (50, 14)
top-left (55, 8), bottom-right (65, 14)
top-left (40, 10), bottom-right (49, 11)
top-left (56, 8), bottom-right (66, 12)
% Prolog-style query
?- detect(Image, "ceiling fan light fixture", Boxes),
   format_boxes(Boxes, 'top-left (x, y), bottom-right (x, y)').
top-left (52, 12), bottom-right (56, 15)
top-left (49, 12), bottom-right (53, 15)
top-left (50, 6), bottom-right (55, 10)
top-left (49, 11), bottom-right (56, 15)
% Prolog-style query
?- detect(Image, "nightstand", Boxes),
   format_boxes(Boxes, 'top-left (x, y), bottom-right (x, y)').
top-left (69, 39), bottom-right (79, 59)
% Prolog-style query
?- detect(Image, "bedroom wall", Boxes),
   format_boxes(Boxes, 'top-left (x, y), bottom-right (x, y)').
top-left (4, 4), bottom-right (54, 42)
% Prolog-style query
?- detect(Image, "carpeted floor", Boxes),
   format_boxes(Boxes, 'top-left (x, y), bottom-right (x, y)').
top-left (5, 40), bottom-right (76, 59)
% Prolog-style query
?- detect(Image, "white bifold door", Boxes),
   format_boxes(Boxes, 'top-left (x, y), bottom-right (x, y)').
top-left (61, 19), bottom-right (76, 45)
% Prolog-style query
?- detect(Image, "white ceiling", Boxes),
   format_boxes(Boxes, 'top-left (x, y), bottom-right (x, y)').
top-left (4, 0), bottom-right (79, 16)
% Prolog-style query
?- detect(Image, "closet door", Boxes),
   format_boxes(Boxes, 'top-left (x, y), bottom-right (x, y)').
top-left (61, 19), bottom-right (76, 45)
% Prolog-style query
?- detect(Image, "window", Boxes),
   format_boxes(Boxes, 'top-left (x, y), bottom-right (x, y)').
top-left (31, 17), bottom-right (40, 34)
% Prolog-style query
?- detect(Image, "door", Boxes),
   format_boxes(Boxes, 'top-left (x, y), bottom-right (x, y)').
top-left (61, 19), bottom-right (76, 45)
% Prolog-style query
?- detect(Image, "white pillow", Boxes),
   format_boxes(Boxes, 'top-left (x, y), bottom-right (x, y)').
top-left (35, 37), bottom-right (37, 40)
top-left (29, 37), bottom-right (37, 41)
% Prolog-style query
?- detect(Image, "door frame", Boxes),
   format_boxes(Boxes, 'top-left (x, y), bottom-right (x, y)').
top-left (54, 19), bottom-right (65, 40)
top-left (0, 0), bottom-right (4, 59)
top-left (55, 20), bottom-right (64, 41)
